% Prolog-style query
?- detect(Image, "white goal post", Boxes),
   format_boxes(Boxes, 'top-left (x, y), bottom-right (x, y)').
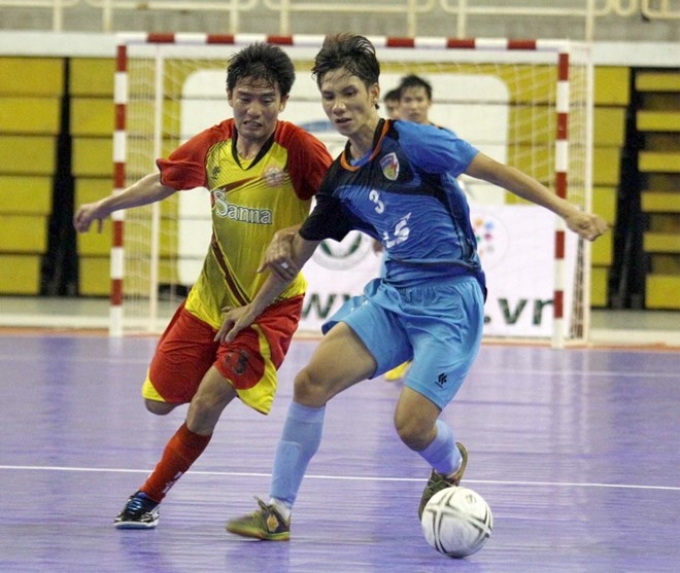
top-left (111, 33), bottom-right (593, 347)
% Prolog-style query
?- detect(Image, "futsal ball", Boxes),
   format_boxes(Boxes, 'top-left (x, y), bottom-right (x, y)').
top-left (421, 486), bottom-right (493, 558)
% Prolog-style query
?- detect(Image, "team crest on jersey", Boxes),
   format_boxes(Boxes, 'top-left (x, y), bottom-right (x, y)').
top-left (263, 166), bottom-right (286, 187)
top-left (379, 152), bottom-right (400, 181)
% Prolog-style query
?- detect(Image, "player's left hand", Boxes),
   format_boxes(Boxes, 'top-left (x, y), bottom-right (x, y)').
top-left (565, 212), bottom-right (609, 242)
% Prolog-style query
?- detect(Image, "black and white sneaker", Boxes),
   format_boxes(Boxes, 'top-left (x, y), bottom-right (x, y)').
top-left (114, 491), bottom-right (160, 529)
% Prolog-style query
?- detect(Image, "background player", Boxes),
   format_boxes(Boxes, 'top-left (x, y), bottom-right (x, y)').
top-left (398, 73), bottom-right (435, 125)
top-left (382, 86), bottom-right (402, 119)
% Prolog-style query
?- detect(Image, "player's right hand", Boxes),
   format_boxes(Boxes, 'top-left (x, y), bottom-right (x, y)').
top-left (73, 203), bottom-right (105, 233)
top-left (259, 233), bottom-right (298, 281)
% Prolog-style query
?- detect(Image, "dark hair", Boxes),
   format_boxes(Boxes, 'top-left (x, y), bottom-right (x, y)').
top-left (226, 43), bottom-right (296, 97)
top-left (383, 87), bottom-right (401, 103)
top-left (399, 74), bottom-right (433, 101)
top-left (312, 34), bottom-right (380, 91)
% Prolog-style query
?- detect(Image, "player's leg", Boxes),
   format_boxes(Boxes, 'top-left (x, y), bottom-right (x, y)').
top-left (116, 296), bottom-right (304, 530)
top-left (114, 307), bottom-right (220, 529)
top-left (144, 399), bottom-right (176, 415)
top-left (133, 365), bottom-right (238, 505)
top-left (398, 277), bottom-right (484, 519)
top-left (226, 291), bottom-right (409, 540)
top-left (226, 321), bottom-right (378, 540)
top-left (141, 301), bottom-right (218, 414)
top-left (394, 387), bottom-right (468, 518)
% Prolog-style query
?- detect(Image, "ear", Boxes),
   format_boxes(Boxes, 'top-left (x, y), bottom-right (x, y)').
top-left (279, 93), bottom-right (290, 112)
top-left (227, 88), bottom-right (234, 107)
top-left (370, 83), bottom-right (381, 107)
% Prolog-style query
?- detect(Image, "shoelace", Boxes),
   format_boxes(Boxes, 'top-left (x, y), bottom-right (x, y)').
top-left (126, 495), bottom-right (150, 514)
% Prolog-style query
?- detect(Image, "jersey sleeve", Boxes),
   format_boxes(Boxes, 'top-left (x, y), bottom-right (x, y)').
top-left (395, 121), bottom-right (479, 177)
top-left (156, 121), bottom-right (232, 190)
top-left (278, 122), bottom-right (333, 200)
top-left (299, 167), bottom-right (355, 242)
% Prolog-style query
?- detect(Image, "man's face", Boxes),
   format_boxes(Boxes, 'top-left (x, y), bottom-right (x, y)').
top-left (228, 77), bottom-right (288, 144)
top-left (385, 98), bottom-right (401, 120)
top-left (319, 68), bottom-right (379, 140)
top-left (400, 85), bottom-right (432, 125)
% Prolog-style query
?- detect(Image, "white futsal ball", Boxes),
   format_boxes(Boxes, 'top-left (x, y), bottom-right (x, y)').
top-left (421, 486), bottom-right (493, 558)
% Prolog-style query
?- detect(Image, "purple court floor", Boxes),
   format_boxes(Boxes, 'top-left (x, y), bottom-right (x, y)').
top-left (1, 332), bottom-right (679, 573)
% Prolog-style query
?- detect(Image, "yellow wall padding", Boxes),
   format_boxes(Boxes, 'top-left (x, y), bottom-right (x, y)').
top-left (0, 57), bottom-right (64, 96)
top-left (639, 151), bottom-right (680, 173)
top-left (71, 98), bottom-right (114, 136)
top-left (78, 256), bottom-right (110, 296)
top-left (0, 254), bottom-right (40, 294)
top-left (646, 275), bottom-right (680, 310)
top-left (590, 267), bottom-right (609, 307)
top-left (592, 186), bottom-right (617, 224)
top-left (0, 214), bottom-right (47, 252)
top-left (70, 58), bottom-right (115, 97)
top-left (637, 111), bottom-right (680, 132)
top-left (0, 136), bottom-right (56, 175)
top-left (594, 108), bottom-right (626, 146)
top-left (0, 176), bottom-right (52, 214)
top-left (594, 67), bottom-right (630, 106)
top-left (644, 232), bottom-right (680, 253)
top-left (72, 137), bottom-right (112, 176)
top-left (636, 72), bottom-right (680, 92)
top-left (0, 97), bottom-right (61, 134)
top-left (642, 192), bottom-right (680, 213)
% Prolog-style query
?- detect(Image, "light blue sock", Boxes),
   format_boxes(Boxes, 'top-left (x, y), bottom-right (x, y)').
top-left (270, 401), bottom-right (326, 507)
top-left (417, 419), bottom-right (461, 475)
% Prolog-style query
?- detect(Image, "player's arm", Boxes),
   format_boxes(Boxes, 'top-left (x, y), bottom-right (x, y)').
top-left (73, 172), bottom-right (176, 233)
top-left (215, 233), bottom-right (320, 343)
top-left (464, 152), bottom-right (608, 241)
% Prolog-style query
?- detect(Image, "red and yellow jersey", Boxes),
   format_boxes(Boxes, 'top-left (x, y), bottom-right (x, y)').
top-left (157, 119), bottom-right (332, 329)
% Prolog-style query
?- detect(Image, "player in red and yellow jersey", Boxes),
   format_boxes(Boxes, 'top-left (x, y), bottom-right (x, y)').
top-left (73, 43), bottom-right (332, 529)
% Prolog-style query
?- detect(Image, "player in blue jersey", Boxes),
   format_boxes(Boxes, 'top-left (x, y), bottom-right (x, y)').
top-left (222, 34), bottom-right (609, 541)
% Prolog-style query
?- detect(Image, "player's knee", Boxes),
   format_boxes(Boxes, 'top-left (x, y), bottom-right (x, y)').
top-left (190, 390), bottom-right (224, 418)
top-left (293, 368), bottom-right (331, 407)
top-left (191, 378), bottom-right (237, 416)
top-left (145, 398), bottom-right (176, 415)
top-left (394, 412), bottom-right (432, 451)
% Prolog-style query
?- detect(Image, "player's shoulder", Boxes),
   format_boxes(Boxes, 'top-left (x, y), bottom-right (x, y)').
top-left (394, 118), bottom-right (455, 139)
top-left (274, 119), bottom-right (319, 144)
top-left (194, 118), bottom-right (236, 143)
top-left (274, 120), bottom-right (332, 167)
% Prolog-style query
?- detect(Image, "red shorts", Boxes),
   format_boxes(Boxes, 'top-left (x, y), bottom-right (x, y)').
top-left (142, 295), bottom-right (303, 414)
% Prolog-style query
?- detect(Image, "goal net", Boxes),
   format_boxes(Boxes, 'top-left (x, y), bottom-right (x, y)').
top-left (112, 34), bottom-right (593, 347)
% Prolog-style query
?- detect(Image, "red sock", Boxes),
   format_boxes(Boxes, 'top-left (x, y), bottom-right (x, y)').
top-left (140, 422), bottom-right (212, 502)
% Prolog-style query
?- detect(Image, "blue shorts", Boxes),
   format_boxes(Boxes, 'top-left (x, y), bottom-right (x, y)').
top-left (323, 276), bottom-right (484, 410)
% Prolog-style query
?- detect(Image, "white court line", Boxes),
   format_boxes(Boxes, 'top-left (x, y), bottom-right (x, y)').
top-left (1, 465), bottom-right (679, 492)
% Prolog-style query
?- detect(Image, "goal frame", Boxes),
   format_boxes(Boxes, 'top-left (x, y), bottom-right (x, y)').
top-left (111, 33), bottom-right (594, 348)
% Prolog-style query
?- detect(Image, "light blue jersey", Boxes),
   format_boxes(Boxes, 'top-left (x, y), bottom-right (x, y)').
top-left (301, 119), bottom-right (486, 408)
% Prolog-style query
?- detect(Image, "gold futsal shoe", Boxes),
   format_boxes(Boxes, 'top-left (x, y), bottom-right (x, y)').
top-left (226, 497), bottom-right (290, 541)
top-left (417, 442), bottom-right (469, 520)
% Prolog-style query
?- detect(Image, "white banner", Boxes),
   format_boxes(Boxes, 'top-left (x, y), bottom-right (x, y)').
top-left (299, 205), bottom-right (576, 339)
